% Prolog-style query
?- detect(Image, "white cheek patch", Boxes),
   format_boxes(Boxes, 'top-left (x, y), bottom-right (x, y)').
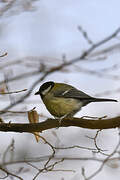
top-left (42, 86), bottom-right (52, 95)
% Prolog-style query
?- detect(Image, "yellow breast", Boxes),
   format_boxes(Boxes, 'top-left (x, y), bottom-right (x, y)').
top-left (43, 95), bottom-right (82, 117)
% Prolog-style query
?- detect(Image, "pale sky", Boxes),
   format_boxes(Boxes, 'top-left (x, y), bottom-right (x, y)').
top-left (0, 1), bottom-right (120, 180)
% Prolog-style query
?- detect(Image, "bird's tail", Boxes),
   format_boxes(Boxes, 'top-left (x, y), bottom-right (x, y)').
top-left (92, 98), bottom-right (117, 102)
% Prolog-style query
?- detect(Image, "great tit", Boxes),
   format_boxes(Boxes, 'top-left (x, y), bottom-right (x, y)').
top-left (35, 81), bottom-right (117, 118)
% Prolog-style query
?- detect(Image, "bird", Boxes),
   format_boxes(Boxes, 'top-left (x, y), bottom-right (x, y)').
top-left (35, 81), bottom-right (117, 118)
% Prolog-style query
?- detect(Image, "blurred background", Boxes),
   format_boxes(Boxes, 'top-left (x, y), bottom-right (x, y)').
top-left (0, 0), bottom-right (120, 179)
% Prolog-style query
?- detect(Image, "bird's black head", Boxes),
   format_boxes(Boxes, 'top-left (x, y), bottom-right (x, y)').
top-left (35, 81), bottom-right (55, 97)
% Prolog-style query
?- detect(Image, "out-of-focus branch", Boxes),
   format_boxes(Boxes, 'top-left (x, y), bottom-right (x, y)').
top-left (78, 25), bottom-right (94, 45)
top-left (0, 70), bottom-right (41, 85)
top-left (0, 52), bottom-right (7, 58)
top-left (0, 88), bottom-right (27, 94)
top-left (0, 116), bottom-right (120, 133)
top-left (89, 43), bottom-right (120, 57)
top-left (0, 0), bottom-right (15, 17)
top-left (0, 27), bottom-right (120, 113)
top-left (1, 156), bottom-right (103, 166)
top-left (95, 88), bottom-right (120, 97)
top-left (74, 66), bottom-right (120, 80)
top-left (0, 0), bottom-right (38, 18)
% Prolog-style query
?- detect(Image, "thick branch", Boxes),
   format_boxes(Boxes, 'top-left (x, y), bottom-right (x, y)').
top-left (0, 116), bottom-right (120, 133)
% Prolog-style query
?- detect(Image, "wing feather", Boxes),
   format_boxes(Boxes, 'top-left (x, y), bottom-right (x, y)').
top-left (54, 88), bottom-right (93, 100)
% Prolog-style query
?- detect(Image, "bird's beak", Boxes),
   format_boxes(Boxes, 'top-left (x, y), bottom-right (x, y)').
top-left (35, 91), bottom-right (40, 95)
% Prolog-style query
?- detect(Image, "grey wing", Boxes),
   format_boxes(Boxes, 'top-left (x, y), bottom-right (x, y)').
top-left (54, 87), bottom-right (93, 100)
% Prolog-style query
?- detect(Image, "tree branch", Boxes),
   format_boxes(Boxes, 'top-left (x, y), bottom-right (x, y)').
top-left (0, 116), bottom-right (120, 133)
top-left (1, 27), bottom-right (120, 114)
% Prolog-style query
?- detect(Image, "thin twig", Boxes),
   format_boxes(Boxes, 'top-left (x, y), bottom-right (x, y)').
top-left (0, 89), bottom-right (27, 95)
top-left (78, 26), bottom-right (94, 45)
top-left (54, 145), bottom-right (97, 151)
top-left (2, 139), bottom-right (15, 166)
top-left (0, 52), bottom-right (7, 58)
top-left (82, 129), bottom-right (120, 180)
top-left (0, 165), bottom-right (23, 180)
top-left (0, 27), bottom-right (120, 113)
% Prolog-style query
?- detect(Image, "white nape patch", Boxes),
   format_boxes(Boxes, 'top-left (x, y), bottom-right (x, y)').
top-left (62, 89), bottom-right (70, 95)
top-left (42, 86), bottom-right (52, 95)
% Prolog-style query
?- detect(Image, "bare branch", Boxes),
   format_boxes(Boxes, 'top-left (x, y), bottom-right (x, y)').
top-left (2, 139), bottom-right (14, 166)
top-left (0, 116), bottom-right (120, 133)
top-left (0, 27), bottom-right (120, 113)
top-left (0, 88), bottom-right (27, 95)
top-left (0, 70), bottom-right (41, 86)
top-left (78, 26), bottom-right (93, 45)
top-left (73, 65), bottom-right (120, 80)
top-left (0, 52), bottom-right (7, 58)
top-left (95, 87), bottom-right (120, 96)
top-left (82, 129), bottom-right (120, 180)
top-left (0, 165), bottom-right (23, 180)
top-left (86, 130), bottom-right (109, 156)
